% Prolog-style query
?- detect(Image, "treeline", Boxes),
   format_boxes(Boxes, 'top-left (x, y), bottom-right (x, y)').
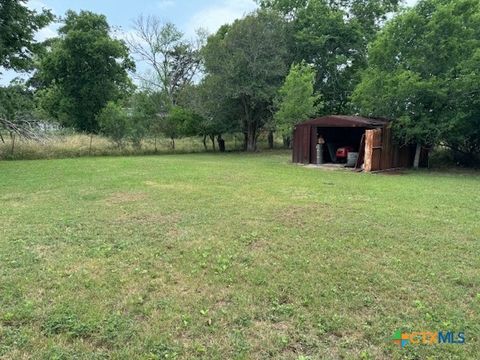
top-left (1, 0), bottom-right (479, 164)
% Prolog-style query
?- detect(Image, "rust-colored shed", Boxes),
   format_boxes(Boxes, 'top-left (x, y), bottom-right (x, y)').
top-left (292, 115), bottom-right (424, 171)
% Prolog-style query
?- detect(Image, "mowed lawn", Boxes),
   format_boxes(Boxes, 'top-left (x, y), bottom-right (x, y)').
top-left (0, 152), bottom-right (479, 359)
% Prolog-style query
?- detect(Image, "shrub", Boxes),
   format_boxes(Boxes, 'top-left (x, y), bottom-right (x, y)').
top-left (97, 102), bottom-right (130, 148)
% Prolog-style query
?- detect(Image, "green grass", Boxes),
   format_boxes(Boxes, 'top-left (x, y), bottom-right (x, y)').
top-left (0, 151), bottom-right (479, 359)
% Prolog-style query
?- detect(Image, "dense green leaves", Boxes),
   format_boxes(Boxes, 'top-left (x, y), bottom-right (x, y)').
top-left (157, 106), bottom-right (192, 149)
top-left (352, 0), bottom-right (480, 161)
top-left (259, 0), bottom-right (400, 114)
top-left (36, 11), bottom-right (135, 133)
top-left (0, 0), bottom-right (54, 73)
top-left (274, 62), bottom-right (321, 136)
top-left (0, 83), bottom-right (34, 121)
top-left (97, 102), bottom-right (130, 147)
top-left (202, 11), bottom-right (289, 151)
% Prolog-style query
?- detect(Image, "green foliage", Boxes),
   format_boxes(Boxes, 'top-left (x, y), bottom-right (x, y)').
top-left (0, 83), bottom-right (34, 121)
top-left (158, 106), bottom-right (200, 148)
top-left (0, 82), bottom-right (38, 144)
top-left (259, 0), bottom-right (401, 114)
top-left (130, 91), bottom-right (167, 146)
top-left (97, 102), bottom-right (130, 147)
top-left (177, 82), bottom-right (239, 143)
top-left (0, 0), bottom-right (54, 73)
top-left (274, 62), bottom-right (321, 135)
top-left (180, 108), bottom-right (206, 139)
top-left (36, 10), bottom-right (135, 133)
top-left (202, 11), bottom-right (289, 151)
top-left (352, 0), bottom-right (480, 159)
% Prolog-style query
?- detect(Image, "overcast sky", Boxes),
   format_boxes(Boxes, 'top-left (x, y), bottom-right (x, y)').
top-left (1, 0), bottom-right (419, 85)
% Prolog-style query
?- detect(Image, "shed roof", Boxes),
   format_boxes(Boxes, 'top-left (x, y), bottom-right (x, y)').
top-left (296, 115), bottom-right (390, 128)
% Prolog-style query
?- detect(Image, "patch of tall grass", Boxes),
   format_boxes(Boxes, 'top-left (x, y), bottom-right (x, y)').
top-left (0, 132), bottom-right (275, 160)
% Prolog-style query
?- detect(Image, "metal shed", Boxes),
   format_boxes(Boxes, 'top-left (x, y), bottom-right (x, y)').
top-left (292, 115), bottom-right (424, 171)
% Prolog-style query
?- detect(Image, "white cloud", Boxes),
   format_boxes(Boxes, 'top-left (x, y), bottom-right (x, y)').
top-left (185, 0), bottom-right (257, 37)
top-left (157, 0), bottom-right (175, 9)
top-left (35, 24), bottom-right (59, 42)
top-left (27, 0), bottom-right (58, 42)
top-left (27, 0), bottom-right (49, 11)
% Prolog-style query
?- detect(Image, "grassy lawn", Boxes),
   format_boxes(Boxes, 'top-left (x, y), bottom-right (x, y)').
top-left (1, 151), bottom-right (479, 359)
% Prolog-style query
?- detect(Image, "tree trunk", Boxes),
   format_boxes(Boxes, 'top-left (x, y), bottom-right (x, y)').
top-left (241, 95), bottom-right (257, 152)
top-left (413, 143), bottom-right (421, 168)
top-left (154, 136), bottom-right (158, 153)
top-left (171, 138), bottom-right (175, 150)
top-left (209, 135), bottom-right (216, 152)
top-left (268, 131), bottom-right (274, 149)
top-left (246, 123), bottom-right (257, 152)
top-left (10, 133), bottom-right (15, 155)
top-left (202, 135), bottom-right (207, 151)
top-left (217, 135), bottom-right (225, 152)
top-left (283, 135), bottom-right (291, 149)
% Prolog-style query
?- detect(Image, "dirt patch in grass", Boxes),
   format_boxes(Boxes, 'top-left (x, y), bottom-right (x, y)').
top-left (113, 212), bottom-right (181, 226)
top-left (276, 203), bottom-right (333, 228)
top-left (144, 181), bottom-right (198, 193)
top-left (104, 192), bottom-right (147, 205)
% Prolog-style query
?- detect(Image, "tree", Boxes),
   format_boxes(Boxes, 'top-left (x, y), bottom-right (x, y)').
top-left (130, 91), bottom-right (165, 151)
top-left (177, 81), bottom-right (239, 151)
top-left (258, 0), bottom-right (401, 114)
top-left (0, 0), bottom-right (54, 74)
top-left (447, 49), bottom-right (480, 164)
top-left (36, 10), bottom-right (135, 133)
top-left (97, 102), bottom-right (129, 148)
top-left (0, 82), bottom-right (34, 121)
top-left (159, 106), bottom-right (190, 150)
top-left (352, 0), bottom-right (480, 166)
top-left (128, 16), bottom-right (203, 106)
top-left (0, 0), bottom-right (53, 145)
top-left (202, 11), bottom-right (289, 151)
top-left (0, 82), bottom-right (40, 149)
top-left (274, 62), bottom-right (321, 147)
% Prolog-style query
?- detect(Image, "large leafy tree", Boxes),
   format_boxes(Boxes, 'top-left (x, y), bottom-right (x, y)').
top-left (0, 0), bottom-right (53, 140)
top-left (129, 91), bottom-right (165, 151)
top-left (0, 0), bottom-right (53, 74)
top-left (352, 0), bottom-right (480, 165)
top-left (36, 10), bottom-right (135, 133)
top-left (178, 80), bottom-right (240, 151)
top-left (258, 0), bottom-right (400, 114)
top-left (202, 11), bottom-right (289, 151)
top-left (274, 62), bottom-right (321, 146)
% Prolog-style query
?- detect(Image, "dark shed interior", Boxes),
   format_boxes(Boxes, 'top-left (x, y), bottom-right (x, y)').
top-left (292, 116), bottom-right (388, 165)
top-left (317, 127), bottom-right (366, 163)
top-left (292, 115), bottom-right (424, 171)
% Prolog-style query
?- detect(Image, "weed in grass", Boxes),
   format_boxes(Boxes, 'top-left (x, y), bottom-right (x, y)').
top-left (42, 307), bottom-right (96, 338)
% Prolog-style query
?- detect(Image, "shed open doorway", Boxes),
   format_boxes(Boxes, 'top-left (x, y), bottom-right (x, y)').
top-left (317, 127), bottom-right (366, 164)
top-left (292, 115), bottom-right (425, 171)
